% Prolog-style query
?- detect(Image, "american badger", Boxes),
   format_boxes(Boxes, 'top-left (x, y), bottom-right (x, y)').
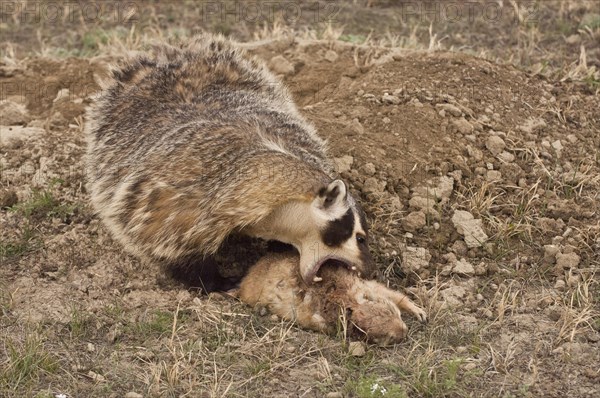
top-left (85, 34), bottom-right (374, 289)
top-left (239, 253), bottom-right (427, 345)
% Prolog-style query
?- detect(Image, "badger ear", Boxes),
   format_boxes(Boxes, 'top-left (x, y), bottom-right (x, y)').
top-left (316, 179), bottom-right (347, 209)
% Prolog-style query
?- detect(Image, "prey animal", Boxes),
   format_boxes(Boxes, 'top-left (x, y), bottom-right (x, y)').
top-left (239, 253), bottom-right (427, 345)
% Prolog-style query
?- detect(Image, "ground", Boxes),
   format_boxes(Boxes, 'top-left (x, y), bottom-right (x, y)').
top-left (1, 1), bottom-right (599, 397)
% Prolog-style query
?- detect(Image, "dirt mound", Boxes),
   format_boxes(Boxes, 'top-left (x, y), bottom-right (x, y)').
top-left (1, 39), bottom-right (599, 397)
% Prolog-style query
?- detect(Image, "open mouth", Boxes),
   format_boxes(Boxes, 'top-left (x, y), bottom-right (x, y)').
top-left (309, 256), bottom-right (358, 283)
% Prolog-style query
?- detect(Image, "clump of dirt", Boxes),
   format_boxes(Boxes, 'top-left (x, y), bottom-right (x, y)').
top-left (1, 38), bottom-right (599, 398)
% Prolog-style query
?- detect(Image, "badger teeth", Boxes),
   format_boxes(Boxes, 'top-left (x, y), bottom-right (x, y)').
top-left (313, 276), bottom-right (323, 282)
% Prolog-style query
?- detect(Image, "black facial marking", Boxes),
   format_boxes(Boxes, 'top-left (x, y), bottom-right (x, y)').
top-left (321, 208), bottom-right (354, 247)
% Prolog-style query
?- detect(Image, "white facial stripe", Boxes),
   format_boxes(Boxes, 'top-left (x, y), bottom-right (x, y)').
top-left (353, 211), bottom-right (365, 236)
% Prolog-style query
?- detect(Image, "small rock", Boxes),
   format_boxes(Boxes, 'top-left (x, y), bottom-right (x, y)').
top-left (463, 362), bottom-right (478, 371)
top-left (554, 279), bottom-right (566, 291)
top-left (351, 118), bottom-right (364, 134)
top-left (88, 370), bottom-right (106, 382)
top-left (497, 151), bottom-right (515, 163)
top-left (403, 211), bottom-right (427, 232)
top-left (334, 155), bottom-right (354, 173)
top-left (0, 189), bottom-right (18, 208)
top-left (485, 135), bottom-right (506, 156)
top-left (363, 177), bottom-right (386, 194)
top-left (0, 125), bottom-right (45, 145)
top-left (474, 262), bottom-right (487, 276)
top-left (125, 392), bottom-right (143, 398)
top-left (412, 176), bottom-right (454, 202)
top-left (106, 323), bottom-right (123, 343)
top-left (382, 93), bottom-right (401, 105)
top-left (453, 258), bottom-right (475, 276)
top-left (467, 145), bottom-right (483, 161)
top-left (362, 162), bottom-right (376, 176)
top-left (324, 50), bottom-right (339, 63)
top-left (435, 103), bottom-right (462, 117)
top-left (486, 170), bottom-right (502, 182)
top-left (348, 341), bottom-right (366, 357)
top-left (382, 117), bottom-right (391, 124)
top-left (53, 88), bottom-right (71, 104)
top-left (401, 246), bottom-right (431, 272)
top-left (565, 34), bottom-right (581, 45)
top-left (357, 89), bottom-right (365, 96)
top-left (269, 55), bottom-right (295, 75)
top-left (0, 100), bottom-right (31, 125)
top-left (439, 285), bottom-right (467, 308)
top-left (555, 252), bottom-right (580, 270)
top-left (87, 343), bottom-right (95, 352)
top-left (543, 245), bottom-right (560, 264)
top-left (452, 118), bottom-right (474, 134)
top-left (551, 140), bottom-right (563, 151)
top-left (519, 117), bottom-right (546, 134)
top-left (566, 134), bottom-right (577, 143)
top-left (409, 196), bottom-right (433, 210)
top-left (451, 240), bottom-right (468, 256)
top-left (451, 210), bottom-right (489, 248)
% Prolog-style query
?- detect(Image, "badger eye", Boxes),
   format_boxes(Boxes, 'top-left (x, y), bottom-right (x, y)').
top-left (356, 234), bottom-right (366, 244)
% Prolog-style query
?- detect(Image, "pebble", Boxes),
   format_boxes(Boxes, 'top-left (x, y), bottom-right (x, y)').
top-left (351, 118), bottom-right (365, 134)
top-left (551, 140), bottom-right (563, 151)
top-left (125, 393), bottom-right (143, 398)
top-left (486, 170), bottom-right (502, 182)
top-left (0, 125), bottom-right (45, 145)
top-left (403, 211), bottom-right (427, 232)
top-left (324, 50), bottom-right (339, 63)
top-left (269, 55), bottom-right (295, 75)
top-left (451, 210), bottom-right (489, 248)
top-left (452, 118), bottom-right (474, 134)
top-left (87, 370), bottom-right (106, 382)
top-left (453, 258), bottom-right (475, 276)
top-left (333, 155), bottom-right (354, 173)
top-left (382, 93), bottom-right (401, 105)
top-left (555, 252), bottom-right (580, 270)
top-left (497, 151), bottom-right (515, 163)
top-left (435, 103), bottom-right (462, 117)
top-left (0, 100), bottom-right (31, 125)
top-left (485, 135), bottom-right (506, 156)
top-left (401, 246), bottom-right (431, 272)
top-left (543, 245), bottom-right (559, 263)
top-left (362, 162), bottom-right (376, 176)
top-left (363, 177), bottom-right (386, 193)
top-left (348, 341), bottom-right (366, 357)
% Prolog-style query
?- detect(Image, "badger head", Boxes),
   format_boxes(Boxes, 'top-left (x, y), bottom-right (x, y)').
top-left (298, 179), bottom-right (375, 285)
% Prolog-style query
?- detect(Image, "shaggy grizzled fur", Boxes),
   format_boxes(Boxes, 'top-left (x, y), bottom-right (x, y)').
top-left (85, 34), bottom-right (374, 288)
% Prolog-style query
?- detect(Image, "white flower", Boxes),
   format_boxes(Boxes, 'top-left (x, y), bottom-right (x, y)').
top-left (370, 383), bottom-right (387, 395)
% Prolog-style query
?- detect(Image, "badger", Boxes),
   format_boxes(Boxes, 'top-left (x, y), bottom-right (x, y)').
top-left (85, 34), bottom-right (375, 289)
top-left (239, 253), bottom-right (427, 345)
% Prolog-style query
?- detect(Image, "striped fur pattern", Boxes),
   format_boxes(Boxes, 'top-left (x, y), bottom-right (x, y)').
top-left (85, 34), bottom-right (374, 285)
